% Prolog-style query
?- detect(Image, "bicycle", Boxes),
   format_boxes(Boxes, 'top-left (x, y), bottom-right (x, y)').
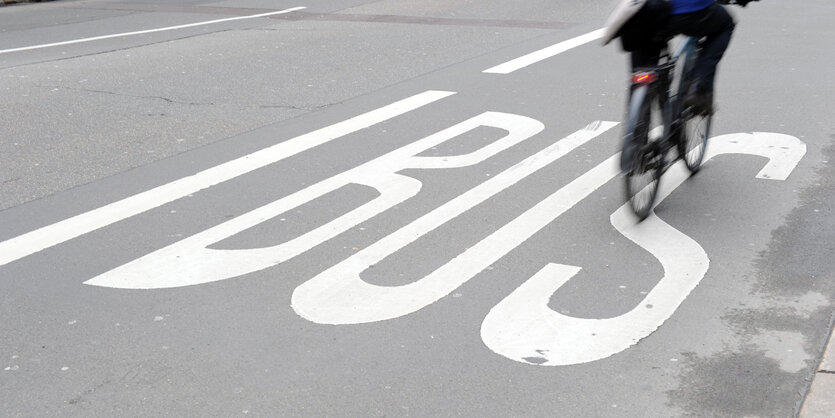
top-left (618, 0), bottom-right (755, 221)
top-left (620, 33), bottom-right (709, 221)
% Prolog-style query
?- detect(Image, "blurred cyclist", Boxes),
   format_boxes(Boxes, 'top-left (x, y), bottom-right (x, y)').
top-left (604, 0), bottom-right (757, 114)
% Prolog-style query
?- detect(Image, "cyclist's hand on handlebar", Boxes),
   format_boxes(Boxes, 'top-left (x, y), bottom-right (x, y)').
top-left (717, 0), bottom-right (759, 7)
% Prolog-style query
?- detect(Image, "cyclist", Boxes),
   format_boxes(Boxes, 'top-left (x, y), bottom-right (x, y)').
top-left (603, 0), bottom-right (756, 115)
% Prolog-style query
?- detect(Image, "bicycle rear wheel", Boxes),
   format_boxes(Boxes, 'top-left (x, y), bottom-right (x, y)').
top-left (623, 85), bottom-right (664, 221)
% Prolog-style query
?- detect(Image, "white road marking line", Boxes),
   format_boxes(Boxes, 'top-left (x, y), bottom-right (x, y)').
top-left (291, 121), bottom-right (618, 325)
top-left (481, 132), bottom-right (806, 366)
top-left (0, 6), bottom-right (306, 55)
top-left (483, 28), bottom-right (605, 74)
top-left (0, 90), bottom-right (455, 268)
top-left (84, 111), bottom-right (542, 289)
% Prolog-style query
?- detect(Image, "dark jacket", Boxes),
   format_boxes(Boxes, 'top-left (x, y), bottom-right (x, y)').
top-left (671, 0), bottom-right (713, 14)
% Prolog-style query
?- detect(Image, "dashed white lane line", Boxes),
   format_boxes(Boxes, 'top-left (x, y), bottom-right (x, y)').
top-left (483, 28), bottom-right (605, 74)
top-left (0, 90), bottom-right (455, 267)
top-left (0, 6), bottom-right (306, 55)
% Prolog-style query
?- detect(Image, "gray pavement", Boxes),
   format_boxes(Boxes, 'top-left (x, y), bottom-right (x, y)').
top-left (2, 1), bottom-right (835, 416)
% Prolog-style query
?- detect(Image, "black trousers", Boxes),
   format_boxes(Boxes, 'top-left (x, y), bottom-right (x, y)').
top-left (630, 3), bottom-right (736, 91)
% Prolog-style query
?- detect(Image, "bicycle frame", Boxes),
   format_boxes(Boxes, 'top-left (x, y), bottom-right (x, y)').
top-left (667, 37), bottom-right (698, 124)
top-left (627, 36), bottom-right (698, 162)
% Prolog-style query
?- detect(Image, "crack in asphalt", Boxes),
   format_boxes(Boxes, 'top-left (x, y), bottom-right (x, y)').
top-left (36, 84), bottom-right (214, 106)
top-left (35, 84), bottom-right (340, 112)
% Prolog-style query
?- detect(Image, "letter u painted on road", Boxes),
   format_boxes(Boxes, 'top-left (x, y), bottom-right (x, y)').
top-left (291, 121), bottom-right (618, 324)
top-left (85, 111), bottom-right (548, 289)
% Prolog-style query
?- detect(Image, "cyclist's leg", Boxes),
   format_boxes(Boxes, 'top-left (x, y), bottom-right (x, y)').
top-left (671, 5), bottom-right (735, 107)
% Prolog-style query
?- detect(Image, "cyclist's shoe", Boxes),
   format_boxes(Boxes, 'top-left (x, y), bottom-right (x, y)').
top-left (684, 81), bottom-right (714, 115)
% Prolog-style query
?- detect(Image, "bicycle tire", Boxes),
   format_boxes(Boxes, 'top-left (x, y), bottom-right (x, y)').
top-left (676, 43), bottom-right (711, 173)
top-left (679, 112), bottom-right (711, 173)
top-left (623, 84), bottom-right (664, 221)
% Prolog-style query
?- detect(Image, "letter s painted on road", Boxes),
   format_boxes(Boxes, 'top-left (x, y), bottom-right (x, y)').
top-left (480, 132), bottom-right (806, 365)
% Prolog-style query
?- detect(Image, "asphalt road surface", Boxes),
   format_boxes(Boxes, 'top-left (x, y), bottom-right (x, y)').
top-left (2, 0), bottom-right (835, 416)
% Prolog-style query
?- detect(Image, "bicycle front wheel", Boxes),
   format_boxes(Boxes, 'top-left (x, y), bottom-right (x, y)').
top-left (678, 112), bottom-right (711, 173)
top-left (675, 40), bottom-right (710, 173)
top-left (623, 85), bottom-right (664, 221)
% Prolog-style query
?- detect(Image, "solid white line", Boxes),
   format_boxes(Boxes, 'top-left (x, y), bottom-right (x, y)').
top-left (483, 28), bottom-right (605, 74)
top-left (0, 6), bottom-right (307, 55)
top-left (0, 90), bottom-right (455, 267)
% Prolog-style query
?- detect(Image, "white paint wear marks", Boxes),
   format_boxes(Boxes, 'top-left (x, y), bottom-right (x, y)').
top-left (291, 121), bottom-right (618, 324)
top-left (481, 132), bottom-right (806, 366)
top-left (0, 90), bottom-right (454, 268)
top-left (483, 28), bottom-right (605, 74)
top-left (85, 111), bottom-right (548, 289)
top-left (0, 7), bottom-right (306, 55)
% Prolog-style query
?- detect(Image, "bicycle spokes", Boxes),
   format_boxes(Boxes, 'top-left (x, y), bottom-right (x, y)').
top-left (679, 112), bottom-right (711, 173)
